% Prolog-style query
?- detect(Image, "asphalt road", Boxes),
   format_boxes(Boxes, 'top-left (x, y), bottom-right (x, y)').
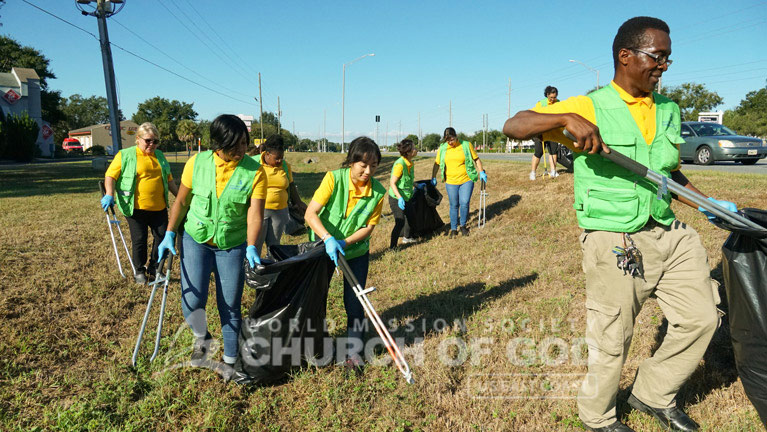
top-left (400, 152), bottom-right (767, 174)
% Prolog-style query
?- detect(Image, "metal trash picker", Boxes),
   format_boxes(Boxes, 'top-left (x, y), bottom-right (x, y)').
top-left (99, 180), bottom-right (136, 278)
top-left (336, 254), bottom-right (415, 384)
top-left (562, 129), bottom-right (767, 234)
top-left (131, 254), bottom-right (173, 367)
top-left (477, 179), bottom-right (488, 229)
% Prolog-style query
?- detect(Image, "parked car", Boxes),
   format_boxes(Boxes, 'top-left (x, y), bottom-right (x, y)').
top-left (680, 121), bottom-right (766, 165)
top-left (62, 138), bottom-right (83, 153)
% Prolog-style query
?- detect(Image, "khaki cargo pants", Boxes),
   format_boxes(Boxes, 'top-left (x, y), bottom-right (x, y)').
top-left (577, 220), bottom-right (719, 429)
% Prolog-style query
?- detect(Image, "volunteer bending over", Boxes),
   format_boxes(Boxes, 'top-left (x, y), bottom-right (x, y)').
top-left (158, 114), bottom-right (266, 368)
top-left (304, 137), bottom-right (385, 374)
top-left (431, 127), bottom-right (487, 237)
top-left (389, 138), bottom-right (418, 249)
top-left (101, 122), bottom-right (179, 284)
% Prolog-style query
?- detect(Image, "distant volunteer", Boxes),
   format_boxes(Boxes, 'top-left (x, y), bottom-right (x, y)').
top-left (304, 137), bottom-right (386, 374)
top-left (254, 135), bottom-right (307, 256)
top-left (157, 114), bottom-right (266, 369)
top-left (388, 138), bottom-right (419, 249)
top-left (530, 85), bottom-right (561, 180)
top-left (101, 122), bottom-right (179, 284)
top-left (431, 127), bottom-right (487, 238)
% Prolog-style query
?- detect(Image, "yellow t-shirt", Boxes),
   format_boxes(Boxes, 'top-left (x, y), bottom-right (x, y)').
top-left (534, 98), bottom-right (559, 109)
top-left (262, 162), bottom-right (293, 210)
top-left (391, 158), bottom-right (413, 178)
top-left (434, 142), bottom-right (479, 185)
top-left (105, 146), bottom-right (174, 211)
top-left (532, 81), bottom-right (679, 171)
top-left (311, 170), bottom-right (384, 226)
top-left (180, 153), bottom-right (267, 200)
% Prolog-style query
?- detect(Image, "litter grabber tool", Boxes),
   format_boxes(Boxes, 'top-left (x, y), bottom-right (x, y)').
top-left (132, 254), bottom-right (173, 367)
top-left (336, 254), bottom-right (414, 384)
top-left (99, 180), bottom-right (136, 278)
top-left (562, 129), bottom-right (767, 235)
top-left (477, 179), bottom-right (488, 229)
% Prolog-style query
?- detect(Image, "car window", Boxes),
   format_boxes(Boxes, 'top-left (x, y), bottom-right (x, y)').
top-left (681, 125), bottom-right (693, 137)
top-left (688, 123), bottom-right (737, 136)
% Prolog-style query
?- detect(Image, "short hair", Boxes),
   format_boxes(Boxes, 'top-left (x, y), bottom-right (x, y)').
top-left (397, 139), bottom-right (414, 157)
top-left (544, 86), bottom-right (558, 97)
top-left (209, 114), bottom-right (248, 152)
top-left (261, 134), bottom-right (284, 154)
top-left (136, 122), bottom-right (159, 144)
top-left (613, 16), bottom-right (670, 67)
top-left (442, 127), bottom-right (457, 142)
top-left (342, 136), bottom-right (381, 167)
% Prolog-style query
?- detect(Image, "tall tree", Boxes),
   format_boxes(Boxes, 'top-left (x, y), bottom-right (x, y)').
top-left (404, 134), bottom-right (419, 145)
top-left (663, 82), bottom-right (723, 121)
top-left (421, 133), bottom-right (441, 151)
top-left (132, 97), bottom-right (197, 145)
top-left (724, 81), bottom-right (767, 137)
top-left (176, 119), bottom-right (198, 153)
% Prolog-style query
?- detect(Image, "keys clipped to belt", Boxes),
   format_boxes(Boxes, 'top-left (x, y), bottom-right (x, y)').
top-left (612, 233), bottom-right (644, 278)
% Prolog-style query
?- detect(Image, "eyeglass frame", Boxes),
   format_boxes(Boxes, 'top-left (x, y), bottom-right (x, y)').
top-left (141, 137), bottom-right (160, 145)
top-left (630, 48), bottom-right (673, 66)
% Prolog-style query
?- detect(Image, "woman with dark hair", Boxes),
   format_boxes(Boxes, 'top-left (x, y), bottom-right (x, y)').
top-left (157, 114), bottom-right (267, 370)
top-left (304, 136), bottom-right (386, 374)
top-left (388, 138), bottom-right (418, 249)
top-left (530, 86), bottom-right (560, 180)
top-left (254, 135), bottom-right (307, 256)
top-left (431, 127), bottom-right (487, 238)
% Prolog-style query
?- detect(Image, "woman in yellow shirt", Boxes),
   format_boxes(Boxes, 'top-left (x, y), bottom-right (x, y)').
top-left (388, 138), bottom-right (418, 248)
top-left (255, 135), bottom-right (307, 256)
top-left (430, 127), bottom-right (487, 238)
top-left (101, 122), bottom-right (179, 284)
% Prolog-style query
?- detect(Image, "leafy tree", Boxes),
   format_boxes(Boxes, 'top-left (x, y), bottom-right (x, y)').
top-left (724, 81), bottom-right (767, 137)
top-left (0, 36), bottom-right (65, 128)
top-left (176, 119), bottom-right (198, 152)
top-left (197, 119), bottom-right (211, 149)
top-left (663, 82), bottom-right (723, 121)
top-left (404, 134), bottom-right (419, 146)
top-left (421, 133), bottom-right (441, 151)
top-left (132, 97), bottom-right (197, 146)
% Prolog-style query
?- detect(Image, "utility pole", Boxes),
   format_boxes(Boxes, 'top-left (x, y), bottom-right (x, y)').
top-left (258, 73), bottom-right (263, 142)
top-left (507, 78), bottom-right (512, 153)
top-left (482, 114), bottom-right (487, 151)
top-left (385, 121), bottom-right (389, 148)
top-left (398, 120), bottom-right (401, 144)
top-left (375, 115), bottom-right (380, 146)
top-left (418, 112), bottom-right (421, 151)
top-left (449, 100), bottom-right (452, 127)
top-left (323, 109), bottom-right (327, 152)
top-left (277, 97), bottom-right (281, 132)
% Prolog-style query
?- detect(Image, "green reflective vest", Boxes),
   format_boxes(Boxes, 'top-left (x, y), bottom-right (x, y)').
top-left (573, 85), bottom-right (683, 232)
top-left (309, 168), bottom-right (386, 260)
top-left (184, 151), bottom-right (260, 250)
top-left (388, 157), bottom-right (414, 201)
top-left (438, 141), bottom-right (478, 183)
top-left (115, 147), bottom-right (170, 217)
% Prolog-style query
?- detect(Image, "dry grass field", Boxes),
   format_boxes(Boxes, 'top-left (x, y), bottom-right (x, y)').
top-left (0, 152), bottom-right (765, 431)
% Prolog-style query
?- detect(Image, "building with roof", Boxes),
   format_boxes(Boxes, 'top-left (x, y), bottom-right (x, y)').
top-left (0, 67), bottom-right (55, 157)
top-left (68, 120), bottom-right (139, 151)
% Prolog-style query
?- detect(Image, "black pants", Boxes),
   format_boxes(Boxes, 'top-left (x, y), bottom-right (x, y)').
top-left (533, 136), bottom-right (559, 158)
top-left (125, 208), bottom-right (168, 275)
top-left (388, 195), bottom-right (414, 248)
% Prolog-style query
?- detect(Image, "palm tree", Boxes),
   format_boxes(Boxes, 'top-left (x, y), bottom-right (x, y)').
top-left (176, 119), bottom-right (197, 157)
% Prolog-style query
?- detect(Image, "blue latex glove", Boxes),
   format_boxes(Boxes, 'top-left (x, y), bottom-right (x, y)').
top-left (430, 178), bottom-right (437, 186)
top-left (699, 197), bottom-right (737, 221)
top-left (324, 236), bottom-right (346, 266)
top-left (158, 231), bottom-right (177, 259)
top-left (479, 171), bottom-right (488, 183)
top-left (397, 197), bottom-right (406, 210)
top-left (245, 245), bottom-right (261, 268)
top-left (101, 194), bottom-right (114, 212)
top-left (415, 183), bottom-right (426, 190)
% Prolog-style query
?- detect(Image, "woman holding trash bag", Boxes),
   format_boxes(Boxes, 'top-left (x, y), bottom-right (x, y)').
top-left (254, 134), bottom-right (307, 256)
top-left (430, 127), bottom-right (487, 238)
top-left (157, 114), bottom-right (266, 368)
top-left (389, 138), bottom-right (418, 249)
top-left (101, 122), bottom-right (179, 284)
top-left (304, 137), bottom-right (386, 373)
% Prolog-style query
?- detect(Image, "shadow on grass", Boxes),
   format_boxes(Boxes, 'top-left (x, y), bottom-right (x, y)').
top-left (467, 193), bottom-right (522, 224)
top-left (380, 272), bottom-right (538, 346)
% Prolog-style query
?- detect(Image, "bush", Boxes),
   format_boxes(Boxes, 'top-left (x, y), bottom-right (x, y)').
top-left (1, 112), bottom-right (40, 162)
top-left (86, 145), bottom-right (106, 156)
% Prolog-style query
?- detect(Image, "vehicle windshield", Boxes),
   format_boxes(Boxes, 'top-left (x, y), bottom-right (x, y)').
top-left (689, 123), bottom-right (737, 136)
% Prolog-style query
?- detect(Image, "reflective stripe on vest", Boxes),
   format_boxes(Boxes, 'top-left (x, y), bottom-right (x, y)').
top-left (184, 151), bottom-right (260, 250)
top-left (572, 86), bottom-right (682, 232)
top-left (115, 147), bottom-right (170, 217)
top-left (388, 157), bottom-right (414, 201)
top-left (309, 168), bottom-right (386, 260)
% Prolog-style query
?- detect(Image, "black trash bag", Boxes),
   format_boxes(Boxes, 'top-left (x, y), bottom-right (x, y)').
top-left (408, 180), bottom-right (445, 237)
top-left (716, 208), bottom-right (767, 426)
top-left (232, 241), bottom-right (334, 386)
top-left (285, 202), bottom-right (307, 236)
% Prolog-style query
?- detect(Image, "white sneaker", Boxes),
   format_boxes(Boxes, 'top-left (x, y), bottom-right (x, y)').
top-left (401, 237), bottom-right (417, 244)
top-left (550, 170), bottom-right (559, 178)
top-left (529, 171), bottom-right (536, 181)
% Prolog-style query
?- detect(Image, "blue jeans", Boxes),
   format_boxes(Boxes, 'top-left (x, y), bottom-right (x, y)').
top-left (445, 181), bottom-right (475, 230)
top-left (179, 231), bottom-right (245, 363)
top-left (343, 253), bottom-right (369, 344)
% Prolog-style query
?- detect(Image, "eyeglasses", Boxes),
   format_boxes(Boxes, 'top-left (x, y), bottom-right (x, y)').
top-left (142, 137), bottom-right (159, 145)
top-left (631, 48), bottom-right (673, 66)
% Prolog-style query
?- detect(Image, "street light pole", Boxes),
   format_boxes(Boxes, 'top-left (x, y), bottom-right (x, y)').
top-left (341, 53), bottom-right (374, 153)
top-left (569, 59), bottom-right (600, 89)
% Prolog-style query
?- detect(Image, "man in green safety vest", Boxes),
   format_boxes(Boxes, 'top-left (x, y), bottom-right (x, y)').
top-left (503, 16), bottom-right (737, 432)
